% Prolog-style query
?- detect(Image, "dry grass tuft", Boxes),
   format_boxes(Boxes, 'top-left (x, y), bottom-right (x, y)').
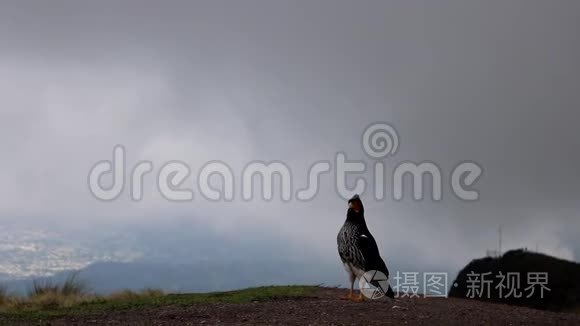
top-left (0, 284), bottom-right (13, 306)
top-left (0, 272), bottom-right (94, 310)
top-left (29, 272), bottom-right (88, 298)
top-left (0, 273), bottom-right (165, 312)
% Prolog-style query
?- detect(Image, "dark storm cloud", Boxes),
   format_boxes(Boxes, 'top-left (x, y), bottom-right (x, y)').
top-left (0, 0), bottom-right (579, 279)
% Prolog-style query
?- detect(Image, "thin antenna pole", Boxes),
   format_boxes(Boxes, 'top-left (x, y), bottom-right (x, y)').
top-left (498, 226), bottom-right (502, 257)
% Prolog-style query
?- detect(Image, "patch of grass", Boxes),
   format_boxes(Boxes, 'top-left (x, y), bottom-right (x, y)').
top-left (73, 285), bottom-right (315, 312)
top-left (108, 288), bottom-right (164, 301)
top-left (0, 285), bottom-right (317, 320)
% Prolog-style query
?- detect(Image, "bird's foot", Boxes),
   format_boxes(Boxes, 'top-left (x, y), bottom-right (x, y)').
top-left (351, 293), bottom-right (365, 302)
top-left (339, 293), bottom-right (353, 301)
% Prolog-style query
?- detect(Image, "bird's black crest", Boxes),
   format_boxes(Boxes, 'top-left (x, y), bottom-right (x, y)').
top-left (348, 194), bottom-right (360, 204)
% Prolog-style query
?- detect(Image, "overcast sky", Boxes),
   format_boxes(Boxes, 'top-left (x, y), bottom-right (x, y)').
top-left (1, 0), bottom-right (579, 281)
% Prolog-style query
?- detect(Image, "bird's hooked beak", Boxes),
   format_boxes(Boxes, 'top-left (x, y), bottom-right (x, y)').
top-left (348, 201), bottom-right (361, 213)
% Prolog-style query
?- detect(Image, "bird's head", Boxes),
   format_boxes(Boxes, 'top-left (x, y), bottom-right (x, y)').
top-left (347, 194), bottom-right (364, 215)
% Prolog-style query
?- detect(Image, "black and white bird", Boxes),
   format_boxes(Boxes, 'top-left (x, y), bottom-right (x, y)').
top-left (337, 194), bottom-right (394, 300)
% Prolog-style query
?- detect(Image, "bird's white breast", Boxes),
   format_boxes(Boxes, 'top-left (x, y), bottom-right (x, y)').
top-left (343, 262), bottom-right (366, 278)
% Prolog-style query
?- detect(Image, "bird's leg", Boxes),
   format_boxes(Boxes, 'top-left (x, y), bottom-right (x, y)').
top-left (340, 274), bottom-right (355, 300)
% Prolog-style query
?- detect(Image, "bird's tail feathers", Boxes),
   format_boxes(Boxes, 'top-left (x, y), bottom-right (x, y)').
top-left (369, 279), bottom-right (395, 299)
top-left (385, 284), bottom-right (395, 299)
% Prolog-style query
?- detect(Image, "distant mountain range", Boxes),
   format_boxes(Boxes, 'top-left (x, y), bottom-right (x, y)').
top-left (4, 260), bottom-right (340, 295)
top-left (0, 220), bottom-right (292, 281)
top-left (0, 222), bottom-right (345, 294)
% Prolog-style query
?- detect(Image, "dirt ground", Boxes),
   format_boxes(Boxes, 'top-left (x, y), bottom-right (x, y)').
top-left (6, 288), bottom-right (580, 325)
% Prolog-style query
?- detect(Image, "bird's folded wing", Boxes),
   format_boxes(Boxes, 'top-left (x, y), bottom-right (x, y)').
top-left (359, 234), bottom-right (390, 277)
